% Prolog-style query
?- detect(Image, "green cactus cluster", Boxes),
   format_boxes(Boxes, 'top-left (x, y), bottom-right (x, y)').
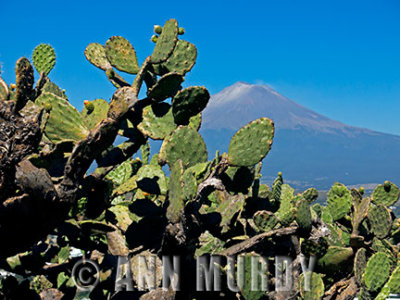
top-left (1, 18), bottom-right (400, 300)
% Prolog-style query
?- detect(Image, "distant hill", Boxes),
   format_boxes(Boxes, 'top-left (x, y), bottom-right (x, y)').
top-left (201, 82), bottom-right (400, 190)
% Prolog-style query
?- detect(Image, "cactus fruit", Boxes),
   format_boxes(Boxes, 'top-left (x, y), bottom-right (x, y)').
top-left (363, 252), bottom-right (391, 292)
top-left (368, 204), bottom-right (392, 239)
top-left (359, 186), bottom-right (365, 194)
top-left (372, 181), bottom-right (400, 207)
top-left (81, 98), bottom-right (108, 129)
top-left (151, 19), bottom-right (178, 63)
top-left (299, 272), bottom-right (324, 300)
top-left (228, 118), bottom-right (274, 167)
top-left (147, 72), bottom-right (184, 101)
top-left (253, 210), bottom-right (279, 232)
top-left (354, 248), bottom-right (367, 285)
top-left (84, 43), bottom-right (112, 71)
top-left (326, 182), bottom-right (352, 221)
top-left (178, 27), bottom-right (185, 35)
top-left (151, 35), bottom-right (158, 43)
top-left (159, 126), bottom-right (208, 169)
top-left (32, 43), bottom-right (56, 75)
top-left (153, 25), bottom-right (162, 34)
top-left (172, 86), bottom-right (210, 125)
top-left (35, 92), bottom-right (89, 142)
top-left (105, 36), bottom-right (139, 74)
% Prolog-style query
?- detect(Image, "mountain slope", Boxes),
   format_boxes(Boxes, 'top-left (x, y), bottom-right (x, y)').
top-left (200, 82), bottom-right (400, 189)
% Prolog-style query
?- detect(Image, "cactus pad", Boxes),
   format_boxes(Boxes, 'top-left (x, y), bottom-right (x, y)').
top-left (317, 246), bottom-right (353, 273)
top-left (354, 248), bottom-right (367, 285)
top-left (299, 272), bottom-right (324, 300)
top-left (136, 164), bottom-right (167, 195)
top-left (32, 44), bottom-right (56, 75)
top-left (15, 57), bottom-right (34, 110)
top-left (172, 86), bottom-right (210, 125)
top-left (182, 168), bottom-right (197, 201)
top-left (105, 36), bottom-right (139, 74)
top-left (296, 198), bottom-right (312, 231)
top-left (302, 188), bottom-right (318, 203)
top-left (228, 117), bottom-right (274, 167)
top-left (151, 19), bottom-right (178, 63)
top-left (368, 204), bottom-right (392, 239)
top-left (195, 231), bottom-right (225, 256)
top-left (141, 141), bottom-right (150, 164)
top-left (387, 265), bottom-right (400, 294)
top-left (216, 193), bottom-right (245, 233)
top-left (147, 72), bottom-right (183, 101)
top-left (272, 172), bottom-right (283, 201)
top-left (105, 160), bottom-right (133, 187)
top-left (159, 126), bottom-right (208, 169)
top-left (137, 103), bottom-right (177, 139)
top-left (372, 181), bottom-right (400, 207)
top-left (81, 98), bottom-right (109, 129)
top-left (84, 43), bottom-right (112, 71)
top-left (301, 239), bottom-right (328, 258)
top-left (276, 184), bottom-right (295, 226)
top-left (253, 210), bottom-right (279, 232)
top-left (155, 40), bottom-right (197, 75)
top-left (351, 196), bottom-right (370, 235)
top-left (166, 160), bottom-right (184, 223)
top-left (363, 252), bottom-right (391, 292)
top-left (0, 76), bottom-right (9, 100)
top-left (326, 183), bottom-right (352, 221)
top-left (42, 80), bottom-right (67, 99)
top-left (35, 92), bottom-right (89, 142)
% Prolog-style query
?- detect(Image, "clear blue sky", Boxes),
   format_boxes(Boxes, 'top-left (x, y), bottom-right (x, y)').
top-left (1, 0), bottom-right (399, 135)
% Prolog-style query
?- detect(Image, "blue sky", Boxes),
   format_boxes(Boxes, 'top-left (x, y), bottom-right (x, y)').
top-left (1, 0), bottom-right (399, 135)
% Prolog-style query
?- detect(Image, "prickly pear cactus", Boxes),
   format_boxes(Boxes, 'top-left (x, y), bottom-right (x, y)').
top-left (299, 272), bottom-right (324, 300)
top-left (372, 181), bottom-right (400, 206)
top-left (363, 252), bottom-right (391, 292)
top-left (228, 118), bottom-right (274, 167)
top-left (253, 210), bottom-right (279, 232)
top-left (368, 204), bottom-right (392, 239)
top-left (327, 182), bottom-right (352, 221)
top-left (105, 36), bottom-right (139, 74)
top-left (159, 125), bottom-right (208, 168)
top-left (1, 18), bottom-right (399, 300)
top-left (36, 92), bottom-right (89, 142)
top-left (32, 44), bottom-right (56, 75)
